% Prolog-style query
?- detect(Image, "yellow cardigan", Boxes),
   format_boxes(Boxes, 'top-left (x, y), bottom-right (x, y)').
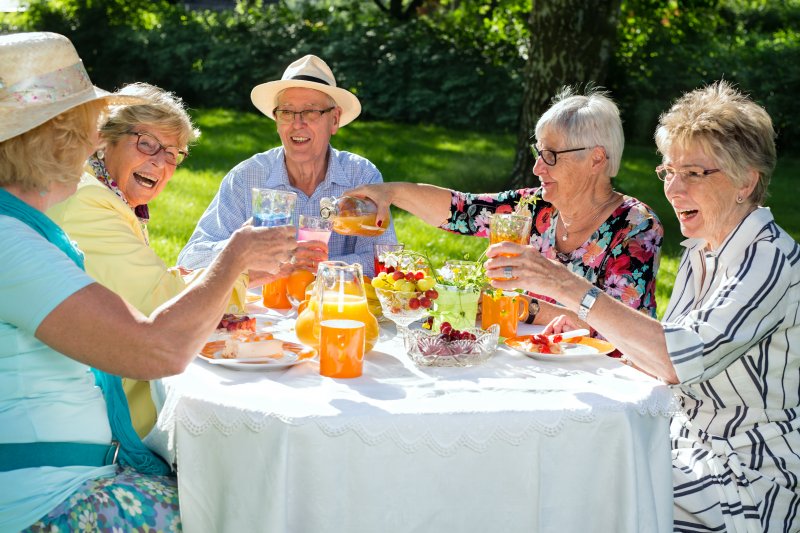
top-left (47, 172), bottom-right (247, 436)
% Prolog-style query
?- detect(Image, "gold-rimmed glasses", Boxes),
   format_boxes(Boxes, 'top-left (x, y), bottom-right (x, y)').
top-left (655, 164), bottom-right (721, 184)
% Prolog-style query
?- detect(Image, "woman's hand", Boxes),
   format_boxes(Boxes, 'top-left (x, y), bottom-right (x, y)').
top-left (542, 314), bottom-right (583, 335)
top-left (346, 183), bottom-right (395, 229)
top-left (484, 242), bottom-right (570, 299)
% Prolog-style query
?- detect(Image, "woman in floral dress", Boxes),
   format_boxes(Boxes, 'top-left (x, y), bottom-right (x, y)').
top-left (350, 87), bottom-right (663, 330)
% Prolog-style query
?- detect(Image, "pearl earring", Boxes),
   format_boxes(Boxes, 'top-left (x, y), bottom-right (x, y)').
top-left (736, 196), bottom-right (744, 204)
top-left (96, 149), bottom-right (105, 160)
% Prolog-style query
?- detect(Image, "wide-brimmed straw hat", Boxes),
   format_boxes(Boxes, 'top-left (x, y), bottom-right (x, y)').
top-left (0, 32), bottom-right (131, 143)
top-left (251, 55), bottom-right (361, 127)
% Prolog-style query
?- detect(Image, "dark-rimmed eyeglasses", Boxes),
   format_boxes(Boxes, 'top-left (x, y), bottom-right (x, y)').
top-left (272, 107), bottom-right (336, 124)
top-left (125, 131), bottom-right (187, 166)
top-left (655, 164), bottom-right (720, 184)
top-left (530, 145), bottom-right (587, 166)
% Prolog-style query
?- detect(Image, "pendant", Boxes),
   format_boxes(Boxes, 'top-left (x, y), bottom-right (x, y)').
top-left (561, 234), bottom-right (568, 242)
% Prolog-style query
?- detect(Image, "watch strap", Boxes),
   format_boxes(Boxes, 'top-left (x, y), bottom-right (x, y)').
top-left (577, 286), bottom-right (602, 322)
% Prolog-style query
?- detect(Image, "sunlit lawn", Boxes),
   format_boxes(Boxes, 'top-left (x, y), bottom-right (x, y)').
top-left (151, 108), bottom-right (800, 319)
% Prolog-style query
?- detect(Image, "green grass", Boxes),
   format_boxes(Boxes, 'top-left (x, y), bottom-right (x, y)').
top-left (150, 108), bottom-right (800, 318)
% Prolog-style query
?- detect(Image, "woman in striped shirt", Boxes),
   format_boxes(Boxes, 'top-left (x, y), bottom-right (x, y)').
top-left (487, 81), bottom-right (799, 532)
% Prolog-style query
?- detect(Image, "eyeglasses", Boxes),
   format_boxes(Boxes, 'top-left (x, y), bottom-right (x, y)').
top-left (530, 145), bottom-right (587, 166)
top-left (272, 107), bottom-right (336, 124)
top-left (125, 131), bottom-right (187, 166)
top-left (655, 164), bottom-right (721, 184)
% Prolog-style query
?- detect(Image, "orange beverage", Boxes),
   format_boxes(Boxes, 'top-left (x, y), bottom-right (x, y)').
top-left (263, 277), bottom-right (291, 309)
top-left (332, 214), bottom-right (386, 237)
top-left (295, 294), bottom-right (379, 352)
top-left (319, 319), bottom-right (365, 378)
top-left (481, 292), bottom-right (529, 338)
top-left (287, 270), bottom-right (315, 306)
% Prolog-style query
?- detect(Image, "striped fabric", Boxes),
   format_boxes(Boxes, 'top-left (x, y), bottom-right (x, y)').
top-left (662, 207), bottom-right (800, 532)
top-left (177, 146), bottom-right (397, 277)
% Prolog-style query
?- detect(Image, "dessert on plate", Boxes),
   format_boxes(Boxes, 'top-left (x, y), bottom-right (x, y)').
top-left (217, 313), bottom-right (256, 332)
top-left (222, 331), bottom-right (284, 359)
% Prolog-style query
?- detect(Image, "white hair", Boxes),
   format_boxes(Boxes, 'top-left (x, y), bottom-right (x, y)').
top-left (534, 86), bottom-right (625, 177)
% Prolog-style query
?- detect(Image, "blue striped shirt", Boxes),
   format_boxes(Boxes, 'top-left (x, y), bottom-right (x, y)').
top-left (178, 146), bottom-right (397, 277)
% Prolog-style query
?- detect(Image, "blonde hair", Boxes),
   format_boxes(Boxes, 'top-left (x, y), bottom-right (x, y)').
top-left (655, 81), bottom-right (776, 205)
top-left (0, 99), bottom-right (105, 192)
top-left (100, 82), bottom-right (200, 149)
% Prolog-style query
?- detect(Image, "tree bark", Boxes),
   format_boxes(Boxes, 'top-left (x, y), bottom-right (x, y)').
top-left (509, 0), bottom-right (622, 188)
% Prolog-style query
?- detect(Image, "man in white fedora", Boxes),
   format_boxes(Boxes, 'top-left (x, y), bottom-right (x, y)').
top-left (178, 54), bottom-right (397, 277)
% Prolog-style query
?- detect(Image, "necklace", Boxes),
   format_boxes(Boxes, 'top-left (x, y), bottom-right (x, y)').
top-left (556, 192), bottom-right (620, 243)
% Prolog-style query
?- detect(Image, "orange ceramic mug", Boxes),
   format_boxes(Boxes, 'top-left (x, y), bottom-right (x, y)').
top-left (262, 277), bottom-right (292, 309)
top-left (481, 292), bottom-right (529, 338)
top-left (319, 319), bottom-right (365, 378)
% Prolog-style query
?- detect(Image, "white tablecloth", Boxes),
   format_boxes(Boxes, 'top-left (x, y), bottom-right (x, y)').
top-left (149, 314), bottom-right (677, 533)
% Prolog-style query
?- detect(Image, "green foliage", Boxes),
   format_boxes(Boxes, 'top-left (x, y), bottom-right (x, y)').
top-left (612, 0), bottom-right (800, 151)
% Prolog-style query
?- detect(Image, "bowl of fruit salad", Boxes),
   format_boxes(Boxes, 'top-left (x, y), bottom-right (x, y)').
top-left (404, 322), bottom-right (500, 367)
top-left (371, 269), bottom-right (439, 331)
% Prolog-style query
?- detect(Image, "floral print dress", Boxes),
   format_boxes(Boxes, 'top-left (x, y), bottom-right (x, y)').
top-left (444, 187), bottom-right (663, 318)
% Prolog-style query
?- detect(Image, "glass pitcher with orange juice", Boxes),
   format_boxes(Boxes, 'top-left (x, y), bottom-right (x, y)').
top-left (295, 261), bottom-right (379, 352)
top-left (319, 196), bottom-right (386, 237)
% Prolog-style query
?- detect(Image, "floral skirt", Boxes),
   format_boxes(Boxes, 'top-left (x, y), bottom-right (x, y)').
top-left (22, 466), bottom-right (181, 532)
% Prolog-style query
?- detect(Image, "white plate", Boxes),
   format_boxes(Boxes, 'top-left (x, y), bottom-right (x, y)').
top-left (198, 340), bottom-right (316, 371)
top-left (516, 343), bottom-right (600, 361)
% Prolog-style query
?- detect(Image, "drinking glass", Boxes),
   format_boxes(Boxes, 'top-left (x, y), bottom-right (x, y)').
top-left (488, 213), bottom-right (532, 280)
top-left (373, 243), bottom-right (405, 275)
top-left (297, 214), bottom-right (333, 244)
top-left (319, 319), bottom-right (365, 378)
top-left (251, 188), bottom-right (297, 227)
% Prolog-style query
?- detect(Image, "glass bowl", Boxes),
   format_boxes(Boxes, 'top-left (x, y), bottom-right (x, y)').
top-left (404, 324), bottom-right (500, 367)
top-left (374, 287), bottom-right (429, 329)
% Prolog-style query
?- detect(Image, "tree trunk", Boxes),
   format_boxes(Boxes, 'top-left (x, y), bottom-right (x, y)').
top-left (509, 0), bottom-right (622, 188)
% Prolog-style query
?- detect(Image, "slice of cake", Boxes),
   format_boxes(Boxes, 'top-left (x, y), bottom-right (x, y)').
top-left (222, 331), bottom-right (284, 360)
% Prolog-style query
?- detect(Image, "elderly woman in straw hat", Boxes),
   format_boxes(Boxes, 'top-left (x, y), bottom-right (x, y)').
top-left (350, 87), bottom-right (663, 330)
top-left (47, 82), bottom-right (306, 437)
top-left (486, 81), bottom-right (799, 531)
top-left (0, 32), bottom-right (298, 532)
top-left (178, 54), bottom-right (398, 277)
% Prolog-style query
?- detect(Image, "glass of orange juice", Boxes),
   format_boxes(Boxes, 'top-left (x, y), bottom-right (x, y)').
top-left (262, 277), bottom-right (292, 309)
top-left (488, 213), bottom-right (532, 280)
top-left (319, 319), bottom-right (365, 378)
top-left (481, 291), bottom-right (529, 338)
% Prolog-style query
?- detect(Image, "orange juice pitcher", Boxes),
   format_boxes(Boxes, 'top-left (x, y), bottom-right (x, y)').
top-left (295, 261), bottom-right (379, 352)
top-left (320, 196), bottom-right (386, 237)
top-left (481, 291), bottom-right (529, 338)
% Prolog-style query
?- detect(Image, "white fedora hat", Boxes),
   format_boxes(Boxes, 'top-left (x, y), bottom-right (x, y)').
top-left (251, 54), bottom-right (361, 127)
top-left (0, 32), bottom-right (133, 143)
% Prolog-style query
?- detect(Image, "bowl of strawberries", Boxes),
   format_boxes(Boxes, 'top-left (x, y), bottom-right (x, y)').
top-left (404, 322), bottom-right (500, 367)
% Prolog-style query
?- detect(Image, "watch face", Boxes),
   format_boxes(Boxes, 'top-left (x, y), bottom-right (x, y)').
top-left (529, 299), bottom-right (539, 316)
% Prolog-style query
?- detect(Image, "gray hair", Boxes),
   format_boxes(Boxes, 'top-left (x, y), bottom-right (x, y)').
top-left (534, 86), bottom-right (624, 177)
top-left (100, 82), bottom-right (199, 149)
top-left (654, 80), bottom-right (775, 206)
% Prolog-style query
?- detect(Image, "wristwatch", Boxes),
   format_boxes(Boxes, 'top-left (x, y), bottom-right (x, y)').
top-left (525, 297), bottom-right (540, 324)
top-left (577, 286), bottom-right (602, 322)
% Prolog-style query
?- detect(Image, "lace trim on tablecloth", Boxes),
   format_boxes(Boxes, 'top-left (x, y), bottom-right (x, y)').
top-left (155, 385), bottom-right (680, 457)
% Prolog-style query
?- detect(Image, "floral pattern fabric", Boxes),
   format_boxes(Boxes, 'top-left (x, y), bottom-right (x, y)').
top-left (22, 467), bottom-right (181, 532)
top-left (445, 187), bottom-right (663, 318)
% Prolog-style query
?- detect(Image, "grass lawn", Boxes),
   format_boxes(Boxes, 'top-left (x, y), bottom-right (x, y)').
top-left (151, 108), bottom-right (800, 319)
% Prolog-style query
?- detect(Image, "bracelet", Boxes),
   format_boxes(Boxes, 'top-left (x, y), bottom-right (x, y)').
top-left (577, 286), bottom-right (602, 322)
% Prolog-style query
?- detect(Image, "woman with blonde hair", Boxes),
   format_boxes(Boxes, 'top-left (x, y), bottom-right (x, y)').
top-left (0, 32), bottom-right (297, 531)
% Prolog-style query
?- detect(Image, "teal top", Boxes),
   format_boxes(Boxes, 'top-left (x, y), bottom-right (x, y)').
top-left (0, 215), bottom-right (114, 532)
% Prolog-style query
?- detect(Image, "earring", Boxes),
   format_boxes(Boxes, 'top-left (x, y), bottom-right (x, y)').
top-left (96, 149), bottom-right (105, 160)
top-left (39, 189), bottom-right (48, 197)
top-left (736, 196), bottom-right (744, 204)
